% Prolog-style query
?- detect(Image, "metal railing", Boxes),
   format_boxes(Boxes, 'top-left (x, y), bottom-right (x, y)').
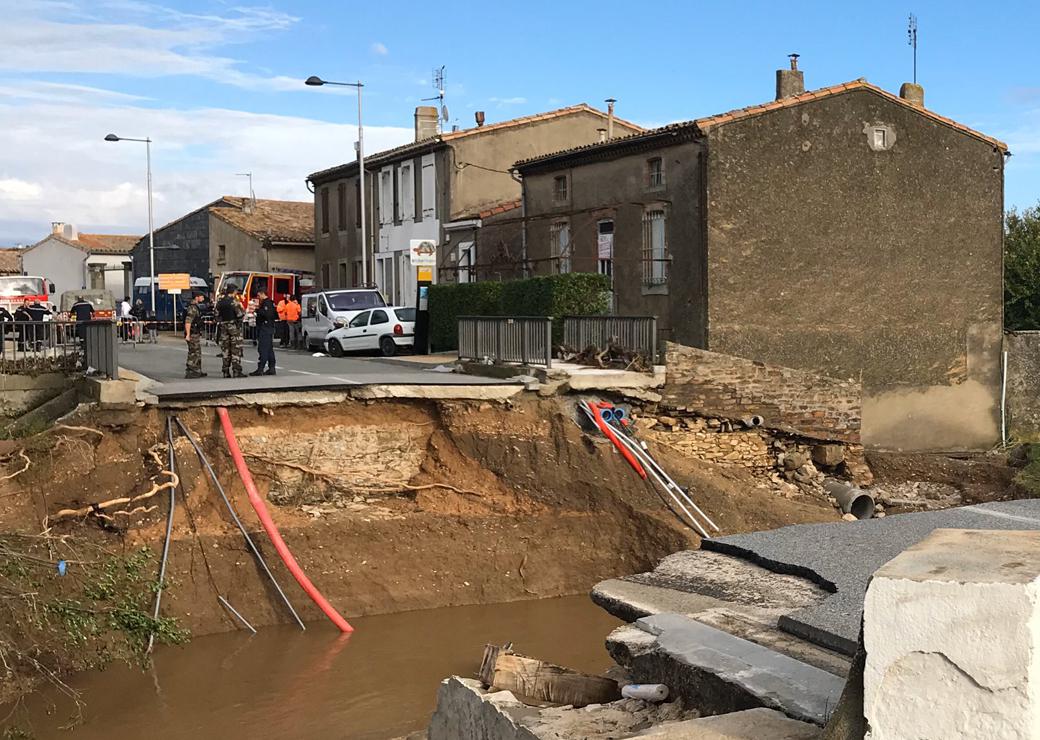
top-left (562, 315), bottom-right (658, 363)
top-left (0, 320), bottom-right (118, 378)
top-left (457, 316), bottom-right (552, 368)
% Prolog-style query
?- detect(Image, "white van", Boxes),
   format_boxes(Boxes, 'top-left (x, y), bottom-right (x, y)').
top-left (301, 288), bottom-right (387, 350)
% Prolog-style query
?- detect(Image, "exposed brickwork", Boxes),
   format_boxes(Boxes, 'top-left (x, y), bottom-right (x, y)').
top-left (662, 342), bottom-right (862, 443)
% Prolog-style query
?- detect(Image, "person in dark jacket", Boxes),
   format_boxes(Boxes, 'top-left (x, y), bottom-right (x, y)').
top-left (250, 288), bottom-right (278, 376)
top-left (13, 300), bottom-right (32, 351)
top-left (0, 305), bottom-right (12, 356)
top-left (69, 295), bottom-right (94, 341)
top-left (27, 300), bottom-right (51, 350)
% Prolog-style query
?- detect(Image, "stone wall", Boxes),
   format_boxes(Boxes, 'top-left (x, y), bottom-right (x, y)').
top-left (1005, 331), bottom-right (1040, 440)
top-left (662, 342), bottom-right (862, 443)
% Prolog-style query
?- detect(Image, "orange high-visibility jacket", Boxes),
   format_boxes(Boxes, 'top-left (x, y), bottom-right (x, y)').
top-left (276, 299), bottom-right (287, 321)
top-left (284, 300), bottom-right (301, 322)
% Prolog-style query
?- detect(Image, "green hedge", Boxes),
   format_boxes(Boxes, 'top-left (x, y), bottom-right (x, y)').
top-left (429, 273), bottom-right (611, 351)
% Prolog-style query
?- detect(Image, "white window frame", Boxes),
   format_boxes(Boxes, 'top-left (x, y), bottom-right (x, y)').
top-left (550, 220), bottom-right (571, 274)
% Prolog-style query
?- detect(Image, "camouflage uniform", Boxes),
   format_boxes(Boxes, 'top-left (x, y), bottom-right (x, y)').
top-left (216, 295), bottom-right (245, 377)
top-left (184, 302), bottom-right (203, 377)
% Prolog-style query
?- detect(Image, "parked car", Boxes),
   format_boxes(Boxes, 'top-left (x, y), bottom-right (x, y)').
top-left (301, 288), bottom-right (387, 350)
top-left (324, 306), bottom-right (415, 357)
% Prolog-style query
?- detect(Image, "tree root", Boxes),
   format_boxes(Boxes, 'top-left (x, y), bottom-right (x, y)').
top-left (0, 450), bottom-right (30, 482)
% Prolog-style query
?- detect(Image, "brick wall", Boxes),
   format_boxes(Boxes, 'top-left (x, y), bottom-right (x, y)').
top-left (662, 342), bottom-right (862, 443)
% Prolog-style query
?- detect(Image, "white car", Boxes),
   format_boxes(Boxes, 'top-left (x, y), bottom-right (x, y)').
top-left (324, 306), bottom-right (416, 357)
top-left (301, 288), bottom-right (387, 350)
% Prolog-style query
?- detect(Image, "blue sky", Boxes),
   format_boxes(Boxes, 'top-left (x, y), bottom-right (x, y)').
top-left (1, 0), bottom-right (1038, 243)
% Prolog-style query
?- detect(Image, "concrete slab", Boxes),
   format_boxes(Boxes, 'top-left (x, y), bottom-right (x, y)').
top-left (621, 614), bottom-right (844, 726)
top-left (704, 498), bottom-right (1040, 655)
top-left (637, 708), bottom-right (820, 738)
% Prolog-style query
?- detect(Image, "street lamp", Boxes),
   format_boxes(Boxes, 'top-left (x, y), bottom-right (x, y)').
top-left (105, 133), bottom-right (156, 313)
top-left (305, 75), bottom-right (368, 287)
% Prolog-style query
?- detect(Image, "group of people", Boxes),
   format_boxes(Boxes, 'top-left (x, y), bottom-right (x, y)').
top-left (118, 296), bottom-right (156, 343)
top-left (0, 298), bottom-right (53, 353)
top-left (183, 285), bottom-right (303, 380)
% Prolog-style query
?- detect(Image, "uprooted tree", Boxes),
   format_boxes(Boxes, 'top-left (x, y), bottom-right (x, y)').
top-left (1005, 202), bottom-right (1040, 331)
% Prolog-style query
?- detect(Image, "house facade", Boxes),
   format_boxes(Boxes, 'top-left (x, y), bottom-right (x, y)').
top-left (23, 223), bottom-right (137, 300)
top-left (515, 69), bottom-right (1007, 451)
top-left (306, 104), bottom-right (641, 306)
top-left (131, 196), bottom-right (314, 287)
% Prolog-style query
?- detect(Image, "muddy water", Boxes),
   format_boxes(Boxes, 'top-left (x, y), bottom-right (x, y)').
top-left (10, 595), bottom-right (621, 740)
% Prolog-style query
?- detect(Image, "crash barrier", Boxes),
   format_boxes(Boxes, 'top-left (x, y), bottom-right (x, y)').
top-left (562, 315), bottom-right (658, 363)
top-left (0, 319), bottom-right (118, 378)
top-left (457, 315), bottom-right (553, 368)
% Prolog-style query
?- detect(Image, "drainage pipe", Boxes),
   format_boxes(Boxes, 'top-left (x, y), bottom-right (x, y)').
top-left (610, 422), bottom-right (719, 535)
top-left (173, 416), bottom-right (305, 631)
top-left (146, 417), bottom-right (178, 654)
top-left (580, 401), bottom-right (646, 479)
top-left (217, 407), bottom-right (354, 633)
top-left (823, 479), bottom-right (875, 520)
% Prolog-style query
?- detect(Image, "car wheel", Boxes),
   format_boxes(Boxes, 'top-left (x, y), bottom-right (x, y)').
top-left (327, 338), bottom-right (344, 357)
top-left (379, 336), bottom-right (397, 357)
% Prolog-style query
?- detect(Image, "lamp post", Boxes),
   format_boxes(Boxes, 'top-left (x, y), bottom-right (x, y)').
top-left (105, 133), bottom-right (156, 313)
top-left (305, 76), bottom-right (368, 287)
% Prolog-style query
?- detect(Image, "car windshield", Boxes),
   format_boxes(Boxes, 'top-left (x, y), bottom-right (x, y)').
top-left (394, 307), bottom-right (416, 321)
top-left (327, 291), bottom-right (385, 311)
top-left (0, 276), bottom-right (45, 296)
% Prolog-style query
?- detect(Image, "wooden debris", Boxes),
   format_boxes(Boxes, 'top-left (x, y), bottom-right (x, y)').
top-left (557, 343), bottom-right (652, 373)
top-left (479, 643), bottom-right (620, 707)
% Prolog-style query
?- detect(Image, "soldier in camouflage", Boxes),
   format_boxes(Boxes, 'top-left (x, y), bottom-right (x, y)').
top-left (183, 292), bottom-right (207, 379)
top-left (216, 284), bottom-right (247, 378)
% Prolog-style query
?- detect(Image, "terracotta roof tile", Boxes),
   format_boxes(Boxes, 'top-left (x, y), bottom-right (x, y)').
top-left (478, 199), bottom-right (522, 219)
top-left (28, 232), bottom-right (140, 255)
top-left (0, 248), bottom-right (22, 275)
top-left (209, 197), bottom-right (314, 244)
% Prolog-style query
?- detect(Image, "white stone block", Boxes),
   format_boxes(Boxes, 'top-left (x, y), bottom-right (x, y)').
top-left (864, 528), bottom-right (1040, 740)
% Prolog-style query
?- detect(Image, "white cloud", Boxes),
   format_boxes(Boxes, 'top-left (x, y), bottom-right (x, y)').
top-left (489, 96), bottom-right (527, 106)
top-left (371, 42), bottom-right (389, 56)
top-left (0, 95), bottom-right (413, 242)
top-left (0, 2), bottom-right (304, 92)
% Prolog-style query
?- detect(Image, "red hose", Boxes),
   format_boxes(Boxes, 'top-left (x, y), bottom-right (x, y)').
top-left (582, 401), bottom-right (647, 479)
top-left (217, 407), bottom-right (354, 633)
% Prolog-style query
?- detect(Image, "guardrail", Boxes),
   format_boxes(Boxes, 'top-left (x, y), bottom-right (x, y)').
top-left (457, 316), bottom-right (553, 368)
top-left (562, 315), bottom-right (658, 363)
top-left (0, 320), bottom-right (118, 378)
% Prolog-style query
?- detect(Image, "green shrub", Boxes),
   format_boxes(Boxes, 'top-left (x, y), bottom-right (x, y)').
top-left (429, 273), bottom-right (611, 350)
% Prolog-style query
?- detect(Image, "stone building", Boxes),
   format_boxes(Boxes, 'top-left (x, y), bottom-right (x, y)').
top-left (23, 223), bottom-right (137, 299)
top-left (306, 104), bottom-right (641, 306)
top-left (130, 196), bottom-right (314, 286)
top-left (513, 61), bottom-right (1008, 451)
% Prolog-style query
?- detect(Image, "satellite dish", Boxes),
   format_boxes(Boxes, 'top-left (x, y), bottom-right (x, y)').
top-left (441, 105), bottom-right (449, 122)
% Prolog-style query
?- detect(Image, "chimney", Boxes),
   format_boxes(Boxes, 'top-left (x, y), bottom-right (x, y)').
top-left (62, 223), bottom-right (78, 241)
top-left (51, 221), bottom-right (64, 235)
top-left (597, 127), bottom-right (607, 143)
top-left (776, 53), bottom-right (805, 100)
top-left (414, 106), bottom-right (439, 141)
top-left (474, 111), bottom-right (485, 127)
top-left (899, 82), bottom-right (925, 108)
top-left (605, 98), bottom-right (616, 140)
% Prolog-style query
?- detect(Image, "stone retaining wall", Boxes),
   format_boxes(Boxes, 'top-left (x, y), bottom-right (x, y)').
top-left (662, 342), bottom-right (862, 443)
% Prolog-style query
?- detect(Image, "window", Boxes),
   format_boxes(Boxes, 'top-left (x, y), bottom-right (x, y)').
top-left (88, 264), bottom-right (105, 290)
top-left (250, 276), bottom-right (269, 298)
top-left (338, 262), bottom-right (347, 287)
top-left (355, 180), bottom-right (362, 228)
top-left (348, 310), bottom-right (370, 328)
top-left (379, 170), bottom-right (393, 225)
top-left (319, 295), bottom-right (329, 316)
top-left (321, 263), bottom-right (331, 288)
top-left (352, 260), bottom-right (362, 287)
top-left (320, 188), bottom-right (330, 234)
top-left (337, 182), bottom-right (347, 231)
top-left (553, 175), bottom-right (568, 202)
top-left (642, 209), bottom-right (668, 286)
top-left (647, 157), bottom-right (664, 189)
top-left (395, 307), bottom-right (416, 322)
top-left (274, 277), bottom-right (291, 298)
top-left (874, 128), bottom-right (887, 149)
top-left (327, 291), bottom-right (386, 310)
top-left (597, 220), bottom-right (614, 279)
top-left (371, 309), bottom-right (389, 325)
top-left (550, 221), bottom-right (571, 274)
top-left (457, 241), bottom-right (475, 283)
top-left (399, 163), bottom-right (414, 221)
top-left (421, 155), bottom-right (436, 219)
top-left (217, 244), bottom-right (226, 265)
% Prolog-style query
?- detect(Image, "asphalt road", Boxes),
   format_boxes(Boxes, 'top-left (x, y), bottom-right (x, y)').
top-left (704, 498), bottom-right (1040, 655)
top-left (118, 336), bottom-right (510, 399)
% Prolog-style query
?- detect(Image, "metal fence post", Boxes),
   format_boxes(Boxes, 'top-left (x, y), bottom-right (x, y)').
top-left (545, 316), bottom-right (552, 368)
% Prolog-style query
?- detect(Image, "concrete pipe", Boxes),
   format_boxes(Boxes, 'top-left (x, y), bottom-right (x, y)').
top-left (823, 479), bottom-right (875, 520)
top-left (740, 415), bottom-right (764, 428)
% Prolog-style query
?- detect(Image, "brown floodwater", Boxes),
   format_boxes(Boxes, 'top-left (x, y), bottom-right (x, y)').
top-left (5, 595), bottom-right (621, 739)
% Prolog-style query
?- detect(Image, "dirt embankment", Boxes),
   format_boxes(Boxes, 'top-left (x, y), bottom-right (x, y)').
top-left (0, 395), bottom-right (839, 701)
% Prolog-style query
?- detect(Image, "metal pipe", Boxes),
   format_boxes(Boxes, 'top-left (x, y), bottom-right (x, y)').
top-left (172, 416), bottom-right (306, 630)
top-left (1001, 349), bottom-right (1008, 447)
top-left (147, 416), bottom-right (178, 654)
top-left (823, 479), bottom-right (875, 520)
top-left (218, 595), bottom-right (257, 634)
top-left (740, 415), bottom-right (764, 428)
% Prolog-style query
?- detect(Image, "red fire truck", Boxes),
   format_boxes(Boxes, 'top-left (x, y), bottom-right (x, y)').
top-left (0, 275), bottom-right (55, 314)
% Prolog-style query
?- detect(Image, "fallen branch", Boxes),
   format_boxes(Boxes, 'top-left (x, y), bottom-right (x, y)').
top-left (51, 424), bottom-right (105, 437)
top-left (0, 450), bottom-right (30, 481)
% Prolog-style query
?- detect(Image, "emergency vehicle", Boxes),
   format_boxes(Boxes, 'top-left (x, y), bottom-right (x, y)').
top-left (0, 275), bottom-right (55, 314)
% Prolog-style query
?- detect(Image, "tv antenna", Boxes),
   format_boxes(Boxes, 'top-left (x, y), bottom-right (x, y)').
top-left (422, 66), bottom-right (449, 132)
top-left (236, 172), bottom-right (255, 205)
top-left (907, 13), bottom-right (918, 84)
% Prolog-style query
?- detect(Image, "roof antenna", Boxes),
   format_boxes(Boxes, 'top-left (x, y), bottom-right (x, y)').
top-left (236, 172), bottom-right (255, 212)
top-left (907, 13), bottom-right (918, 84)
top-left (422, 66), bottom-right (448, 133)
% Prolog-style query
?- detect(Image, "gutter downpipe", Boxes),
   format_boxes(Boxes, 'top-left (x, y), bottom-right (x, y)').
top-left (1001, 348), bottom-right (1009, 447)
top-left (217, 407), bottom-right (354, 633)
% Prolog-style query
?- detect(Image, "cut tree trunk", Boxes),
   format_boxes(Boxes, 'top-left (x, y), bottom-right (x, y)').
top-left (479, 643), bottom-right (620, 707)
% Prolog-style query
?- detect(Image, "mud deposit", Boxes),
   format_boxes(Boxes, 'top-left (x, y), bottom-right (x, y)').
top-left (6, 595), bottom-right (620, 740)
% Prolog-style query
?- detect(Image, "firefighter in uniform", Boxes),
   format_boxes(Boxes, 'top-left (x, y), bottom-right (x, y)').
top-left (184, 292), bottom-right (207, 379)
top-left (216, 285), bottom-right (246, 378)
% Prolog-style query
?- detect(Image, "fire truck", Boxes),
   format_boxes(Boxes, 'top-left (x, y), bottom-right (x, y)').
top-left (0, 275), bottom-right (55, 314)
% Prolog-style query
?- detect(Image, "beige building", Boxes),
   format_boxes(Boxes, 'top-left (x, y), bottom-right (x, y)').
top-left (307, 103), bottom-right (641, 305)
